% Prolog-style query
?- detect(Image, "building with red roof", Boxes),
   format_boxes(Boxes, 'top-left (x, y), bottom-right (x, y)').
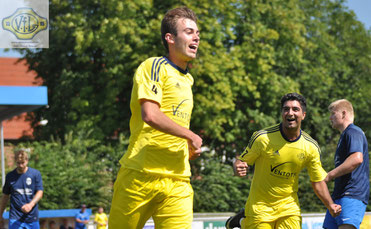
top-left (0, 58), bottom-right (42, 140)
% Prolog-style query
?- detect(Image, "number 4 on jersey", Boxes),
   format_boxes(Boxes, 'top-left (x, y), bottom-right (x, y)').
top-left (152, 85), bottom-right (158, 94)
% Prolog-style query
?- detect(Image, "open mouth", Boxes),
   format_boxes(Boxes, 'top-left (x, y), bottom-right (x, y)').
top-left (287, 118), bottom-right (296, 122)
top-left (189, 44), bottom-right (198, 52)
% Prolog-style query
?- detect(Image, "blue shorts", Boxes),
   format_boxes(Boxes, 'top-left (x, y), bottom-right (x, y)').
top-left (323, 197), bottom-right (366, 229)
top-left (9, 219), bottom-right (40, 229)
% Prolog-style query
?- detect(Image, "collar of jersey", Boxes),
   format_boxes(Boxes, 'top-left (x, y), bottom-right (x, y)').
top-left (279, 123), bottom-right (302, 142)
top-left (163, 56), bottom-right (189, 75)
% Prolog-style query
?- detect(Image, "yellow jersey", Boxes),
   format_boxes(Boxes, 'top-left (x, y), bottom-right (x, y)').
top-left (94, 212), bottom-right (108, 229)
top-left (240, 124), bottom-right (327, 221)
top-left (120, 56), bottom-right (194, 180)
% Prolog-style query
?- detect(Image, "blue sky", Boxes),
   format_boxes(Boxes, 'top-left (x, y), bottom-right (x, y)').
top-left (345, 0), bottom-right (371, 29)
top-left (0, 1), bottom-right (370, 57)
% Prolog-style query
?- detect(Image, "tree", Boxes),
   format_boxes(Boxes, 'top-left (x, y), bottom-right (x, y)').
top-left (18, 130), bottom-right (127, 210)
top-left (22, 0), bottom-right (165, 140)
top-left (191, 154), bottom-right (251, 212)
top-left (17, 0), bottom-right (371, 212)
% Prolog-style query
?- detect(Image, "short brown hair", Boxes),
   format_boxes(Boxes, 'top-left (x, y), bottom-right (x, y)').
top-left (15, 149), bottom-right (30, 161)
top-left (328, 99), bottom-right (354, 122)
top-left (161, 7), bottom-right (197, 52)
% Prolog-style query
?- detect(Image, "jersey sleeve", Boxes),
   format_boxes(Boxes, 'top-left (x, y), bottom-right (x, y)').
top-left (306, 145), bottom-right (327, 182)
top-left (35, 170), bottom-right (44, 191)
top-left (135, 58), bottom-right (165, 105)
top-left (345, 129), bottom-right (366, 155)
top-left (239, 132), bottom-right (263, 165)
top-left (2, 174), bottom-right (11, 195)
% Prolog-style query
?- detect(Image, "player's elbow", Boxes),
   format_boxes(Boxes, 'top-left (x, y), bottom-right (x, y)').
top-left (353, 153), bottom-right (363, 167)
top-left (354, 158), bottom-right (363, 168)
top-left (141, 111), bottom-right (156, 125)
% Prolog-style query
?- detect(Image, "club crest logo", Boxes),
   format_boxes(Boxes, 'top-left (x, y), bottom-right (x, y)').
top-left (297, 152), bottom-right (305, 161)
top-left (26, 177), bottom-right (32, 185)
top-left (2, 8), bottom-right (48, 40)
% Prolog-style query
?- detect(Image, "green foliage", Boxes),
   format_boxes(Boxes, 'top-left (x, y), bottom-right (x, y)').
top-left (22, 0), bottom-right (371, 149)
top-left (17, 130), bottom-right (127, 210)
top-left (191, 154), bottom-right (251, 212)
top-left (298, 171), bottom-right (332, 213)
top-left (15, 0), bottom-right (371, 212)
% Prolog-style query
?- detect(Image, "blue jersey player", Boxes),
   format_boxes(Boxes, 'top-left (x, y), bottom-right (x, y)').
top-left (323, 99), bottom-right (369, 229)
top-left (0, 149), bottom-right (43, 229)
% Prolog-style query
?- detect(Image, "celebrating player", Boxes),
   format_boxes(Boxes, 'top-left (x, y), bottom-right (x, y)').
top-left (229, 93), bottom-right (341, 229)
top-left (108, 6), bottom-right (202, 229)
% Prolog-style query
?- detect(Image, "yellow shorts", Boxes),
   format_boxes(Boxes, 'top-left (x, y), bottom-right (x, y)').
top-left (241, 215), bottom-right (301, 229)
top-left (108, 167), bottom-right (193, 229)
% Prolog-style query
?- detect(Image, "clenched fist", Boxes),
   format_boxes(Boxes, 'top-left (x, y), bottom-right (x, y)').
top-left (189, 146), bottom-right (202, 160)
top-left (233, 159), bottom-right (248, 176)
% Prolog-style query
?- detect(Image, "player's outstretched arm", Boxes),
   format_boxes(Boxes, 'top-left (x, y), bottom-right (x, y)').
top-left (311, 181), bottom-right (341, 217)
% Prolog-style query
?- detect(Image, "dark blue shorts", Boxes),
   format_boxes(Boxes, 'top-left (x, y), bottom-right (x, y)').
top-left (323, 197), bottom-right (366, 229)
top-left (9, 219), bottom-right (40, 229)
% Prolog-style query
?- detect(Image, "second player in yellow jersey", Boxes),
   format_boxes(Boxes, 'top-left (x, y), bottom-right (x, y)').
top-left (240, 123), bottom-right (326, 222)
top-left (230, 93), bottom-right (341, 229)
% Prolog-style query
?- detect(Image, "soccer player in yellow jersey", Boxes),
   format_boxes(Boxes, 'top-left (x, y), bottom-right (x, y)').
top-left (108, 7), bottom-right (202, 229)
top-left (230, 93), bottom-right (341, 229)
top-left (94, 207), bottom-right (108, 229)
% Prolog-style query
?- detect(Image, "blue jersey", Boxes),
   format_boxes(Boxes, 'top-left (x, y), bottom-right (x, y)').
top-left (75, 211), bottom-right (90, 229)
top-left (332, 124), bottom-right (369, 204)
top-left (2, 167), bottom-right (43, 223)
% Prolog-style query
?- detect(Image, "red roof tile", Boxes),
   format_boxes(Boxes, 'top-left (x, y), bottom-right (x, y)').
top-left (0, 57), bottom-right (40, 139)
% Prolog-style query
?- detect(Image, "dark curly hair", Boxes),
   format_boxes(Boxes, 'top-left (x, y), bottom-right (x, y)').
top-left (280, 93), bottom-right (307, 112)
